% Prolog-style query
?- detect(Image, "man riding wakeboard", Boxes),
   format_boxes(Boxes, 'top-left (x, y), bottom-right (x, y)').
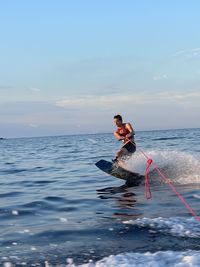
top-left (113, 114), bottom-right (136, 162)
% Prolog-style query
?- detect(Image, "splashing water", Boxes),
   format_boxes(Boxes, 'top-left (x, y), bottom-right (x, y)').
top-left (125, 150), bottom-right (200, 184)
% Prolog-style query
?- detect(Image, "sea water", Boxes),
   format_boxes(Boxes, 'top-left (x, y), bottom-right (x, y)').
top-left (0, 128), bottom-right (200, 266)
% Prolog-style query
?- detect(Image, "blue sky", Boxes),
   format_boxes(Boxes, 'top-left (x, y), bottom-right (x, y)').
top-left (0, 0), bottom-right (200, 137)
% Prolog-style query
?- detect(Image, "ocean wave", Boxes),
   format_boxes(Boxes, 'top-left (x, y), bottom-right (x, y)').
top-left (152, 136), bottom-right (186, 141)
top-left (38, 250), bottom-right (200, 267)
top-left (80, 250), bottom-right (200, 267)
top-left (123, 217), bottom-right (200, 238)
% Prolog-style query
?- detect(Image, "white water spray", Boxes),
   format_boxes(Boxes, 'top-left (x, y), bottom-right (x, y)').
top-left (125, 150), bottom-right (200, 184)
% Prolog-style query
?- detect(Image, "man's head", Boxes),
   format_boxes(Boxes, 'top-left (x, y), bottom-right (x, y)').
top-left (113, 114), bottom-right (123, 127)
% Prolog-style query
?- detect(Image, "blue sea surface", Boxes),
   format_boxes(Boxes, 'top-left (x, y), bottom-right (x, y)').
top-left (0, 128), bottom-right (200, 266)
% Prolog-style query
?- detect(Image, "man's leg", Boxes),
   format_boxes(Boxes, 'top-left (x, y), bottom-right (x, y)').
top-left (113, 148), bottom-right (129, 162)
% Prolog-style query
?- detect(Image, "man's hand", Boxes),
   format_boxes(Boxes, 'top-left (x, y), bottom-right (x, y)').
top-left (119, 137), bottom-right (125, 143)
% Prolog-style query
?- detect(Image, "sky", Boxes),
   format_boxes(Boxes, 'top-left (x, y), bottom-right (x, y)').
top-left (0, 0), bottom-right (200, 138)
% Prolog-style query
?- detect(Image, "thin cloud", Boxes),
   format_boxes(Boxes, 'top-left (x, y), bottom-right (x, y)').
top-left (0, 85), bottom-right (14, 90)
top-left (56, 94), bottom-right (139, 109)
top-left (29, 123), bottom-right (38, 128)
top-left (55, 90), bottom-right (200, 109)
top-left (29, 87), bottom-right (41, 92)
top-left (153, 74), bottom-right (168, 81)
top-left (174, 48), bottom-right (200, 58)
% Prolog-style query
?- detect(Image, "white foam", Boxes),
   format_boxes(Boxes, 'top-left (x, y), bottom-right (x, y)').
top-left (193, 194), bottom-right (200, 199)
top-left (3, 263), bottom-right (13, 267)
top-left (125, 150), bottom-right (200, 184)
top-left (123, 217), bottom-right (200, 238)
top-left (59, 217), bottom-right (68, 223)
top-left (30, 246), bottom-right (37, 251)
top-left (77, 251), bottom-right (200, 267)
top-left (11, 210), bottom-right (19, 216)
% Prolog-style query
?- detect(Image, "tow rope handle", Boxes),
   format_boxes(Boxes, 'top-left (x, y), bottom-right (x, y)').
top-left (144, 158), bottom-right (153, 199)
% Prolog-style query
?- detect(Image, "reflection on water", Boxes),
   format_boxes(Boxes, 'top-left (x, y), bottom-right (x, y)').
top-left (97, 184), bottom-right (129, 195)
top-left (97, 184), bottom-right (142, 219)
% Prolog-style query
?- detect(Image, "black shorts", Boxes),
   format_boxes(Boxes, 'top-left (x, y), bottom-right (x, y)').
top-left (122, 141), bottom-right (136, 153)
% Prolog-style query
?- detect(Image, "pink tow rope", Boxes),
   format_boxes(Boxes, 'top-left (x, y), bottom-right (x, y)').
top-left (123, 138), bottom-right (200, 223)
top-left (144, 158), bottom-right (153, 199)
top-left (140, 146), bottom-right (200, 223)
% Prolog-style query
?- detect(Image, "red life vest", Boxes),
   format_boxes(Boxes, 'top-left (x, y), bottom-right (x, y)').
top-left (116, 124), bottom-right (130, 137)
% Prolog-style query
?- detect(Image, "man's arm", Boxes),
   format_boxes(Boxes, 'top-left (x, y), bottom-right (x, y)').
top-left (125, 123), bottom-right (135, 138)
top-left (114, 131), bottom-right (124, 141)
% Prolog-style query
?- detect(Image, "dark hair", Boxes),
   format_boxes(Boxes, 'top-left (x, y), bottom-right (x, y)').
top-left (113, 114), bottom-right (122, 121)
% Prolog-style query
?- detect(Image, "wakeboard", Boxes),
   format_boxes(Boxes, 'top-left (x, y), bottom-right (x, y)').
top-left (95, 159), bottom-right (143, 186)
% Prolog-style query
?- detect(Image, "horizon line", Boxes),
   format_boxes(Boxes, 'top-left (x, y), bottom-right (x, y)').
top-left (2, 127), bottom-right (200, 140)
